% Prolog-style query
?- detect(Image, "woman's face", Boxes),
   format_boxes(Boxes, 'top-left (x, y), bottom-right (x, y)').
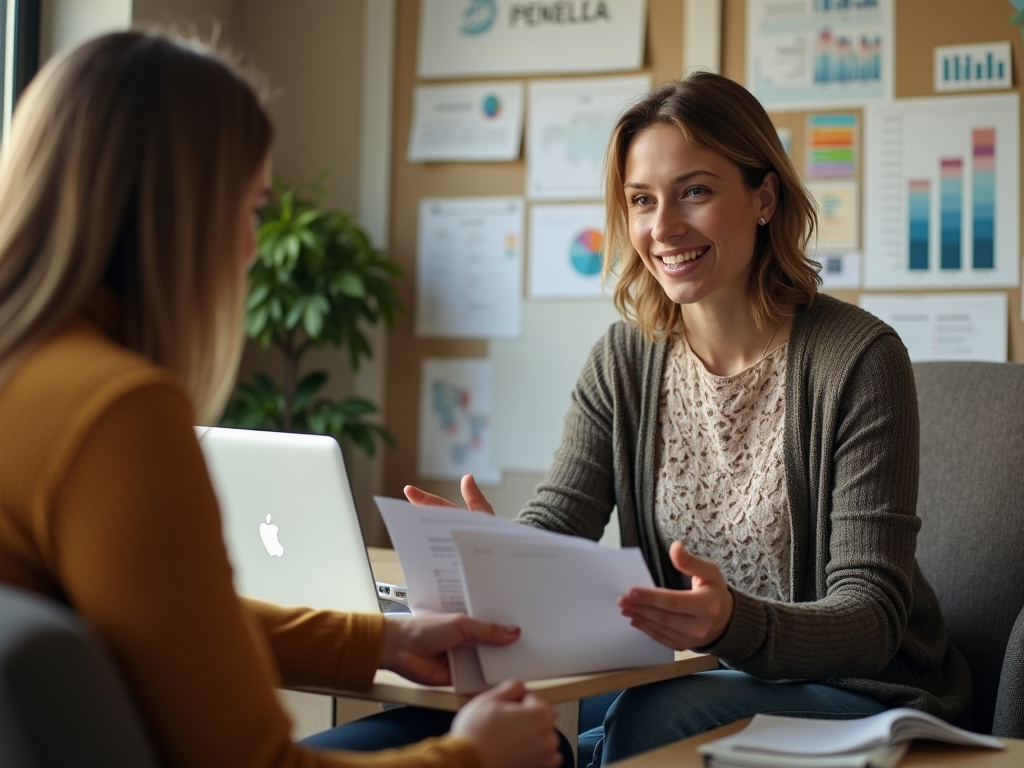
top-left (238, 157), bottom-right (271, 268)
top-left (622, 124), bottom-right (777, 311)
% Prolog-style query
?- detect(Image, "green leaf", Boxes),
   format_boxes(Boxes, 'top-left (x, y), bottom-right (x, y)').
top-left (294, 371), bottom-right (328, 413)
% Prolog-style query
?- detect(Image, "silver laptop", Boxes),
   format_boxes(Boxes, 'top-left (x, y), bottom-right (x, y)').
top-left (195, 426), bottom-right (380, 614)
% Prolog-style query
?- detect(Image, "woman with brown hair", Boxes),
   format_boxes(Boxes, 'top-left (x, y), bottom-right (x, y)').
top-left (0, 30), bottom-right (567, 768)
top-left (407, 72), bottom-right (971, 765)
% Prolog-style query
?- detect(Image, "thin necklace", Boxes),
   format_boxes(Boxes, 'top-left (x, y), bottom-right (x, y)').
top-left (756, 319), bottom-right (784, 366)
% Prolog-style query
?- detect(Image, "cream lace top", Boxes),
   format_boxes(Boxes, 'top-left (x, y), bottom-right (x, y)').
top-left (654, 335), bottom-right (792, 601)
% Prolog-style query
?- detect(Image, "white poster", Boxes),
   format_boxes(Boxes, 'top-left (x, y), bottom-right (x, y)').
top-left (863, 93), bottom-right (1019, 289)
top-left (417, 0), bottom-right (647, 79)
top-left (407, 81), bottom-right (524, 162)
top-left (526, 75), bottom-right (651, 201)
top-left (859, 293), bottom-right (1007, 362)
top-left (416, 197), bottom-right (524, 339)
top-left (746, 0), bottom-right (894, 110)
top-left (528, 204), bottom-right (612, 298)
top-left (418, 358), bottom-right (501, 484)
top-left (807, 180), bottom-right (859, 253)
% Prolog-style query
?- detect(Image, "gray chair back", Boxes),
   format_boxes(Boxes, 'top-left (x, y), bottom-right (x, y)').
top-left (913, 361), bottom-right (1024, 737)
top-left (0, 583), bottom-right (161, 768)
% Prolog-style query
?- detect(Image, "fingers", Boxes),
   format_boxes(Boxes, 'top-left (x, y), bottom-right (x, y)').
top-left (480, 677), bottom-right (527, 702)
top-left (460, 475), bottom-right (495, 515)
top-left (460, 617), bottom-right (522, 647)
top-left (668, 540), bottom-right (721, 586)
top-left (403, 485), bottom-right (460, 508)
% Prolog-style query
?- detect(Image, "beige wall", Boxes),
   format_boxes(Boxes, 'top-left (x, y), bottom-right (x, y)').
top-left (127, 0), bottom-right (389, 544)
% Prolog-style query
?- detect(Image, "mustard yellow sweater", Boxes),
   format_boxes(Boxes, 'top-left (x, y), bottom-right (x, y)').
top-left (0, 296), bottom-right (478, 768)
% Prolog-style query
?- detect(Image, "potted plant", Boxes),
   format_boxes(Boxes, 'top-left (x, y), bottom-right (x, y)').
top-left (221, 180), bottom-right (401, 458)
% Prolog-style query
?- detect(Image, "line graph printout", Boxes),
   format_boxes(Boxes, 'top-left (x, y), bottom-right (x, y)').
top-left (416, 197), bottom-right (524, 338)
top-left (863, 93), bottom-right (1019, 289)
top-left (526, 75), bottom-right (650, 201)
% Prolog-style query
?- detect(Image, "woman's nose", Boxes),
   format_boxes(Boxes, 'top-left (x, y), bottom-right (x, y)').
top-left (652, 202), bottom-right (686, 242)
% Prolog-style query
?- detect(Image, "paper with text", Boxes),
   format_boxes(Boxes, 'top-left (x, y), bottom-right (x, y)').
top-left (453, 529), bottom-right (672, 683)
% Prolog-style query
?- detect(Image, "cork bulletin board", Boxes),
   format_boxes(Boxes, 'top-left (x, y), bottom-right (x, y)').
top-left (373, 0), bottom-right (1024, 541)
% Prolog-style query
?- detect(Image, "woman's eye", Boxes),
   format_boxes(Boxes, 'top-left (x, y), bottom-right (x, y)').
top-left (629, 194), bottom-right (654, 207)
top-left (684, 186), bottom-right (709, 198)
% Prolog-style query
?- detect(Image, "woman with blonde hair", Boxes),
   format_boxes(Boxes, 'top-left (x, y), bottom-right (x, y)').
top-left (0, 31), bottom-right (568, 768)
top-left (407, 71), bottom-right (971, 765)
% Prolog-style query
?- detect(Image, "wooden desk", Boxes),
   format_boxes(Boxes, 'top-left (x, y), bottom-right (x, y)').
top-left (337, 547), bottom-right (718, 759)
top-left (606, 719), bottom-right (1024, 767)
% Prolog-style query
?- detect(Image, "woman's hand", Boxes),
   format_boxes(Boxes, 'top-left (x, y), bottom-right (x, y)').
top-left (379, 613), bottom-right (520, 686)
top-left (452, 679), bottom-right (562, 768)
top-left (618, 541), bottom-right (735, 650)
top-left (404, 473), bottom-right (495, 515)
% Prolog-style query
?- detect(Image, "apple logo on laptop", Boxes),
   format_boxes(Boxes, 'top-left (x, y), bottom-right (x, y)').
top-left (259, 514), bottom-right (285, 557)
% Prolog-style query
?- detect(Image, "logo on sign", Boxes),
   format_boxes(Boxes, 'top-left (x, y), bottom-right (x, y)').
top-left (460, 0), bottom-right (498, 36)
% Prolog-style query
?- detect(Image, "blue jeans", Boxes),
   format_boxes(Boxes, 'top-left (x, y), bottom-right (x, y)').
top-left (580, 669), bottom-right (888, 767)
top-left (299, 705), bottom-right (575, 766)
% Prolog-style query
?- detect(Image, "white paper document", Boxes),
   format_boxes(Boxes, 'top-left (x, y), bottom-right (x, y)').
top-left (526, 75), bottom-right (651, 201)
top-left (374, 497), bottom-right (672, 689)
top-left (417, 358), bottom-right (501, 486)
top-left (528, 203), bottom-right (611, 298)
top-left (863, 93), bottom-right (1019, 289)
top-left (407, 82), bottom-right (524, 162)
top-left (859, 292), bottom-right (1007, 362)
top-left (417, 0), bottom-right (647, 79)
top-left (415, 197), bottom-right (523, 338)
top-left (746, 0), bottom-right (894, 110)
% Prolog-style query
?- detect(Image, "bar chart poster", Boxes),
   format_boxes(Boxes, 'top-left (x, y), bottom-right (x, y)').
top-left (746, 0), bottom-right (894, 110)
top-left (863, 93), bottom-right (1019, 289)
top-left (934, 42), bottom-right (1012, 93)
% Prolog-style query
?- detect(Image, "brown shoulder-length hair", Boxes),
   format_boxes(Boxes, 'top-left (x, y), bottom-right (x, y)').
top-left (603, 72), bottom-right (820, 338)
top-left (0, 31), bottom-right (273, 423)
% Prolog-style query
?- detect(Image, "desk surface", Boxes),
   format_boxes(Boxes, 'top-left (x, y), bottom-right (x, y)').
top-left (605, 719), bottom-right (1024, 767)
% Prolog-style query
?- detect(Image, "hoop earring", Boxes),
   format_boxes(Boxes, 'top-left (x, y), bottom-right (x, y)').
top-left (758, 216), bottom-right (768, 226)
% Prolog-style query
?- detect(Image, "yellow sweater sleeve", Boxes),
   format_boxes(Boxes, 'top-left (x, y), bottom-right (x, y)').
top-left (24, 358), bottom-right (479, 767)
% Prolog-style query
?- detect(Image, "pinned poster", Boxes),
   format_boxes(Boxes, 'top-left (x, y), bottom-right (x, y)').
top-left (417, 0), bottom-right (647, 79)
top-left (416, 197), bottom-right (524, 339)
top-left (526, 75), bottom-right (651, 201)
top-left (746, 0), bottom-right (894, 110)
top-left (806, 114), bottom-right (857, 178)
top-left (817, 253), bottom-right (861, 289)
top-left (408, 82), bottom-right (524, 162)
top-left (863, 93), bottom-right (1019, 289)
top-left (934, 42), bottom-right (1012, 93)
top-left (859, 292), bottom-right (1007, 362)
top-left (418, 358), bottom-right (501, 485)
top-left (807, 180), bottom-right (859, 253)
top-left (528, 204), bottom-right (613, 298)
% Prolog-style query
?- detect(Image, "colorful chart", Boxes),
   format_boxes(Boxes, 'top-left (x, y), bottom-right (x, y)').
top-left (570, 229), bottom-right (603, 276)
top-left (482, 94), bottom-right (501, 118)
top-left (807, 114), bottom-right (857, 177)
top-left (864, 93), bottom-right (1018, 289)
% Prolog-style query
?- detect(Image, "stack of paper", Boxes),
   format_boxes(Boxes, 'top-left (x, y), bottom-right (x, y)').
top-left (698, 708), bottom-right (1003, 767)
top-left (374, 497), bottom-right (672, 692)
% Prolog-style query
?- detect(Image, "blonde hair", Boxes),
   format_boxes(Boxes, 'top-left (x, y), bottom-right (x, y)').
top-left (0, 31), bottom-right (273, 422)
top-left (603, 72), bottom-right (820, 338)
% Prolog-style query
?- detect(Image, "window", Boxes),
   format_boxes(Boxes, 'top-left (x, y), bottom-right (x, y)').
top-left (1, 0), bottom-right (41, 143)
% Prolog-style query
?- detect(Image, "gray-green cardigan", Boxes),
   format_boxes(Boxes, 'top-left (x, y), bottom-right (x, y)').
top-left (515, 293), bottom-right (971, 721)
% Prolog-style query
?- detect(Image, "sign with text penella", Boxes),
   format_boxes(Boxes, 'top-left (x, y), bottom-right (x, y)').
top-left (418, 0), bottom-right (647, 79)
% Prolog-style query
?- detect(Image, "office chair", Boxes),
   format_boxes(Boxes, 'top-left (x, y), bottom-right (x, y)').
top-left (912, 360), bottom-right (1024, 738)
top-left (0, 582), bottom-right (161, 768)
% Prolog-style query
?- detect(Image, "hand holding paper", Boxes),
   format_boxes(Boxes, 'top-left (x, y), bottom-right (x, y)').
top-left (375, 497), bottom-right (673, 691)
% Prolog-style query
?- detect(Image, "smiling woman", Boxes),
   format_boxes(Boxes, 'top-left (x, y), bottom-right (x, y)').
top-left (405, 71), bottom-right (972, 767)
